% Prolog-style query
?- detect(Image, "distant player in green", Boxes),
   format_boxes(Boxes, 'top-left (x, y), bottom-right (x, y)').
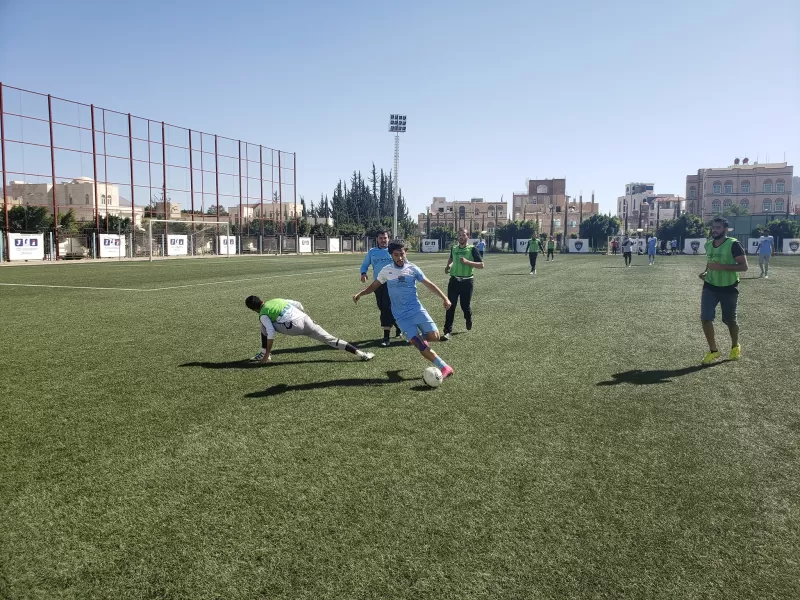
top-left (245, 296), bottom-right (374, 363)
top-left (526, 234), bottom-right (544, 274)
top-left (698, 217), bottom-right (748, 364)
top-left (443, 227), bottom-right (484, 340)
top-left (546, 236), bottom-right (555, 261)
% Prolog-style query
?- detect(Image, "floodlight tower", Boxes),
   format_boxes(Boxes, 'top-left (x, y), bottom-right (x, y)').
top-left (388, 114), bottom-right (407, 239)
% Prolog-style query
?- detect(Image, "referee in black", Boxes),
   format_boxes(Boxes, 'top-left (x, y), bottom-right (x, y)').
top-left (442, 227), bottom-right (484, 340)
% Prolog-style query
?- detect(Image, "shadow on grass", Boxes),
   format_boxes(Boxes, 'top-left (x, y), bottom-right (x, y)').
top-left (180, 358), bottom-right (342, 369)
top-left (597, 361), bottom-right (727, 386)
top-left (246, 370), bottom-right (417, 397)
top-left (270, 339), bottom-right (386, 354)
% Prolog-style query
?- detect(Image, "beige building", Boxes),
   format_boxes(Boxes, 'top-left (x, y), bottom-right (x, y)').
top-left (418, 197), bottom-right (508, 234)
top-left (616, 183), bottom-right (684, 231)
top-left (512, 178), bottom-right (599, 238)
top-left (686, 159), bottom-right (794, 217)
top-left (227, 202), bottom-right (302, 222)
top-left (5, 177), bottom-right (145, 225)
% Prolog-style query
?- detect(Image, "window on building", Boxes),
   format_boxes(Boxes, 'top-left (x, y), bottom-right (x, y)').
top-left (458, 206), bottom-right (465, 218)
top-left (689, 187), bottom-right (696, 199)
top-left (713, 181), bottom-right (722, 194)
top-left (711, 199), bottom-right (721, 213)
top-left (762, 199), bottom-right (772, 213)
top-left (776, 179), bottom-right (785, 193)
top-left (741, 181), bottom-right (750, 193)
top-left (775, 199), bottom-right (784, 213)
top-left (568, 219), bottom-right (577, 227)
top-left (688, 201), bottom-right (695, 213)
top-left (101, 194), bottom-right (106, 205)
top-left (724, 181), bottom-right (733, 194)
top-left (68, 195), bottom-right (73, 205)
top-left (740, 199), bottom-right (749, 209)
top-left (723, 199), bottom-right (733, 209)
top-left (536, 185), bottom-right (548, 194)
top-left (553, 219), bottom-right (561, 227)
top-left (85, 193), bottom-right (90, 205)
top-left (763, 180), bottom-right (773, 193)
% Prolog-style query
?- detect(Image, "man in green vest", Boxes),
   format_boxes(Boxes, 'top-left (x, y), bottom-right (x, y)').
top-left (699, 216), bottom-right (748, 364)
top-left (245, 296), bottom-right (374, 363)
top-left (442, 227), bottom-right (484, 340)
top-left (525, 233), bottom-right (544, 274)
top-left (546, 236), bottom-right (556, 261)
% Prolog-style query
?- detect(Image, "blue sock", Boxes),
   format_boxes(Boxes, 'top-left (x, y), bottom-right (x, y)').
top-left (433, 357), bottom-right (447, 369)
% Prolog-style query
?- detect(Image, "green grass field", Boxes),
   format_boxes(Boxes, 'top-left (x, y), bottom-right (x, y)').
top-left (1, 252), bottom-right (799, 599)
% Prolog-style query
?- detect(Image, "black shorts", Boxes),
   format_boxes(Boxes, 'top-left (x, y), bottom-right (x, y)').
top-left (701, 286), bottom-right (738, 324)
top-left (374, 282), bottom-right (395, 328)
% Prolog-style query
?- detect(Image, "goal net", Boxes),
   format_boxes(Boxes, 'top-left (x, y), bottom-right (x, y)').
top-left (146, 220), bottom-right (232, 260)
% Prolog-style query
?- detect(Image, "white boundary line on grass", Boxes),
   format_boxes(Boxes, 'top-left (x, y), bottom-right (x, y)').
top-left (0, 283), bottom-right (144, 291)
top-left (0, 268), bottom-right (358, 293)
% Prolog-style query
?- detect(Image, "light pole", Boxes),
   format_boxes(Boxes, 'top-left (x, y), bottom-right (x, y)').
top-left (388, 114), bottom-right (407, 239)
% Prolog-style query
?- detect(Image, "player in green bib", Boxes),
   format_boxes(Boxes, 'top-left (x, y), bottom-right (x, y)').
top-left (698, 217), bottom-right (748, 364)
top-left (245, 296), bottom-right (374, 364)
top-left (442, 228), bottom-right (484, 340)
top-left (546, 236), bottom-right (555, 261)
top-left (525, 234), bottom-right (544, 274)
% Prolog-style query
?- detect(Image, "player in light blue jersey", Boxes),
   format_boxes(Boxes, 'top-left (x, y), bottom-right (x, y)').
top-left (757, 234), bottom-right (774, 278)
top-left (360, 229), bottom-right (401, 346)
top-left (353, 239), bottom-right (455, 380)
top-left (647, 236), bottom-right (658, 265)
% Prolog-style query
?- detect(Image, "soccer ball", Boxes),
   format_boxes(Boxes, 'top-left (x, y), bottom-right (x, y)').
top-left (423, 366), bottom-right (443, 388)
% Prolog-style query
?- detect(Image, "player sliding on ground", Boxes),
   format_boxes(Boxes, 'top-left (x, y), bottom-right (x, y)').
top-left (353, 239), bottom-right (455, 380)
top-left (245, 296), bottom-right (374, 364)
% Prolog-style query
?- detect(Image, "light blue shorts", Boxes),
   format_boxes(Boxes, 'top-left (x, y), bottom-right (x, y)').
top-left (395, 309), bottom-right (438, 341)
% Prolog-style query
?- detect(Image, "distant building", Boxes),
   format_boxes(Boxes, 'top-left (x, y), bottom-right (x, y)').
top-left (512, 178), bottom-right (599, 238)
top-left (616, 182), bottom-right (684, 232)
top-left (418, 197), bottom-right (508, 235)
top-left (5, 177), bottom-right (145, 225)
top-left (686, 159), bottom-right (794, 218)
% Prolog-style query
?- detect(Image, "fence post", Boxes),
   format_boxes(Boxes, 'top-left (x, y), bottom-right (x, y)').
top-left (311, 234), bottom-right (315, 254)
top-left (295, 234), bottom-right (299, 254)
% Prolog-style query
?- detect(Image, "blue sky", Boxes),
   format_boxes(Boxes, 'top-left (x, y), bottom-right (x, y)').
top-left (1, 0), bottom-right (798, 216)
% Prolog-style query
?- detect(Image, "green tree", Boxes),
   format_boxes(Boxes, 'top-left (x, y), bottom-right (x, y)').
top-left (2, 205), bottom-right (53, 232)
top-left (657, 214), bottom-right (707, 242)
top-left (59, 209), bottom-right (79, 234)
top-left (206, 205), bottom-right (228, 216)
top-left (578, 214), bottom-right (621, 248)
top-left (753, 219), bottom-right (800, 240)
top-left (723, 203), bottom-right (749, 217)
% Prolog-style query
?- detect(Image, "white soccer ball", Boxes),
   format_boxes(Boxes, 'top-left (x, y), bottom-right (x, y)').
top-left (423, 366), bottom-right (443, 388)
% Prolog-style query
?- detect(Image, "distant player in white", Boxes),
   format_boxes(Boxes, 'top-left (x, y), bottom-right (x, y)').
top-left (621, 235), bottom-right (634, 267)
top-left (245, 296), bottom-right (374, 363)
top-left (757, 234), bottom-right (774, 278)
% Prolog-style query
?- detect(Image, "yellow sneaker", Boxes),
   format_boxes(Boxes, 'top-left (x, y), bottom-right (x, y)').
top-left (702, 351), bottom-right (720, 365)
top-left (729, 345), bottom-right (741, 361)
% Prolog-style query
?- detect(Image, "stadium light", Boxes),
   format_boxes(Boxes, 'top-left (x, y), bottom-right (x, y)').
top-left (388, 114), bottom-right (407, 238)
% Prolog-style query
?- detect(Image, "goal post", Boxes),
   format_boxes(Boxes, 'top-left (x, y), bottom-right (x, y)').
top-left (147, 220), bottom-right (231, 261)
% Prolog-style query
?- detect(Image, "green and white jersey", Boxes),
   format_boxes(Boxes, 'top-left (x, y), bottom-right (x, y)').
top-left (259, 298), bottom-right (301, 339)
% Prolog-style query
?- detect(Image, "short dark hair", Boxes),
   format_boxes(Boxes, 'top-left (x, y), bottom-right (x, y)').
top-left (376, 228), bottom-right (390, 236)
top-left (245, 295), bottom-right (263, 311)
top-left (711, 216), bottom-right (729, 228)
top-left (387, 239), bottom-right (406, 254)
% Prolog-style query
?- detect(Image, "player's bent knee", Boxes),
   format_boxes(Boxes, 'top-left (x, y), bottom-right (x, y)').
top-left (410, 335), bottom-right (430, 352)
top-left (426, 331), bottom-right (439, 342)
